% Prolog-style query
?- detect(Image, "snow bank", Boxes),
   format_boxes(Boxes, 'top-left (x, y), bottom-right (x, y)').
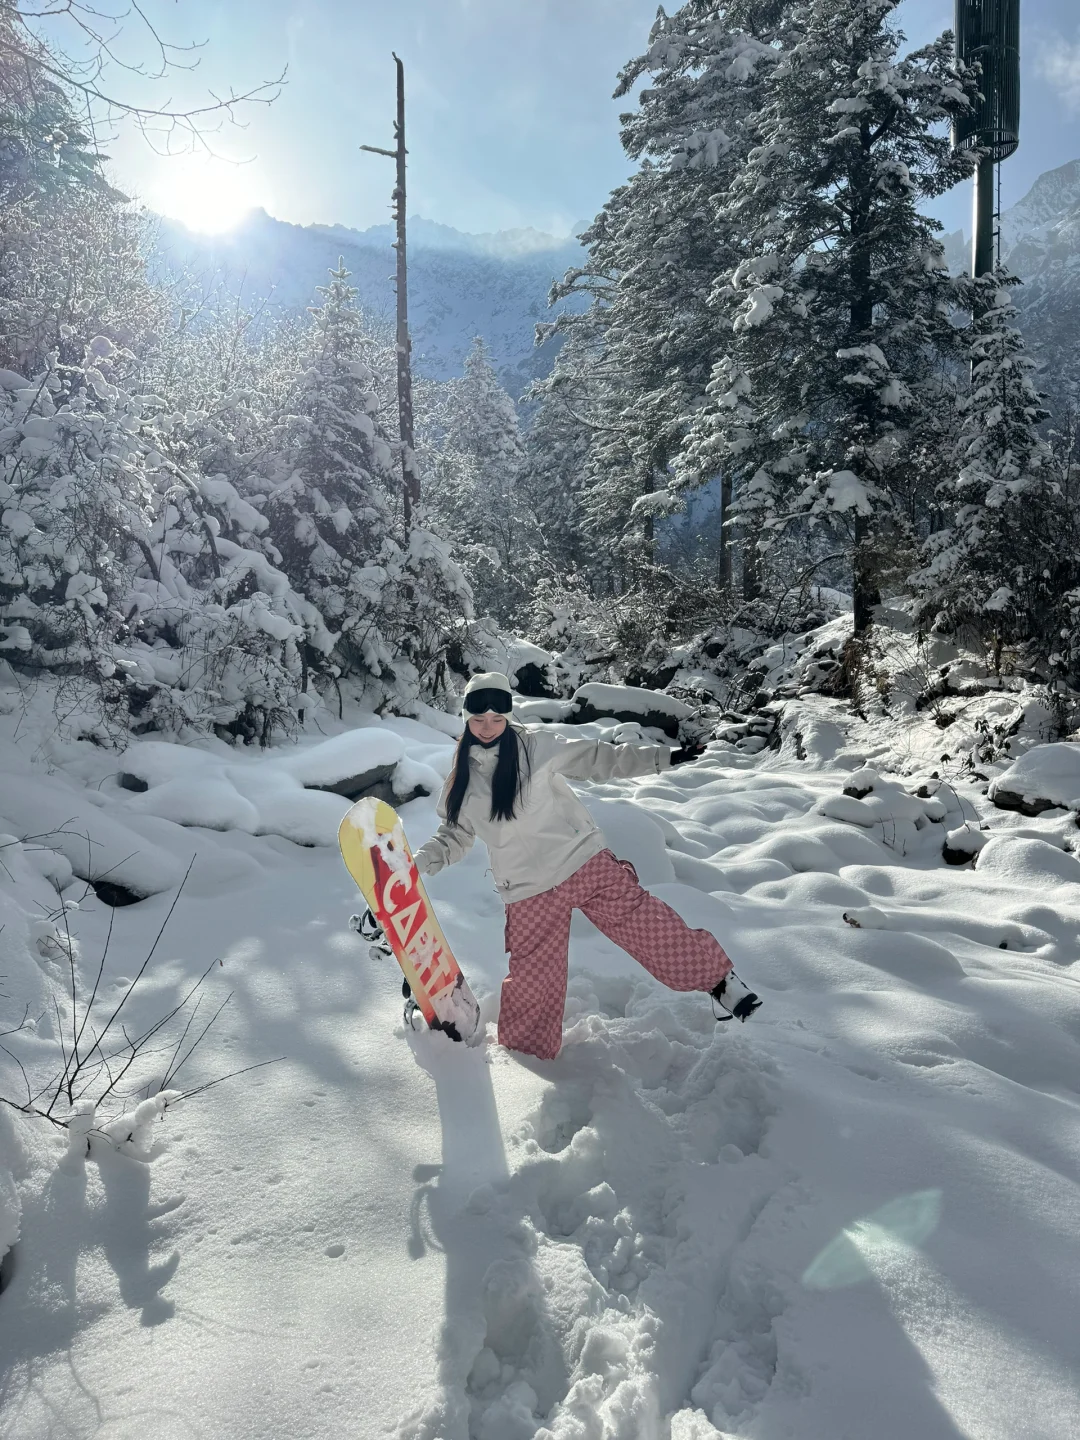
top-left (572, 683), bottom-right (693, 720)
top-left (0, 774), bottom-right (188, 898)
top-left (116, 726), bottom-right (447, 847)
top-left (273, 728), bottom-right (406, 787)
top-left (0, 832), bottom-right (68, 1276)
top-left (0, 1157), bottom-right (17, 1277)
top-left (990, 742), bottom-right (1080, 814)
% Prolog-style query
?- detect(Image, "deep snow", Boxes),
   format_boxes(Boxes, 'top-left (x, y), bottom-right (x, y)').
top-left (0, 681), bottom-right (1079, 1440)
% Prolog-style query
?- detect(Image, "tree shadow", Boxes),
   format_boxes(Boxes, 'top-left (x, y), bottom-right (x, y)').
top-left (0, 1163), bottom-right (102, 1435)
top-left (95, 1149), bottom-right (180, 1327)
top-left (0, 1145), bottom-right (182, 1436)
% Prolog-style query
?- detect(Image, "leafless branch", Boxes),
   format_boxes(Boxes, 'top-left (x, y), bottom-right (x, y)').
top-left (160, 988), bottom-right (232, 1090)
top-left (0, 1093), bottom-right (70, 1129)
top-left (2, 2), bottom-right (286, 157)
top-left (46, 854), bottom-right (194, 1114)
top-left (173, 1056), bottom-right (285, 1103)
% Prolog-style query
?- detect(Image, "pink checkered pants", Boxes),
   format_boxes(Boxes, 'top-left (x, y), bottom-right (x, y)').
top-left (498, 848), bottom-right (733, 1060)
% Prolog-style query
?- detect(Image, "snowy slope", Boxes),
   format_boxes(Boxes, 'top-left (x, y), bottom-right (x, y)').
top-left (0, 682), bottom-right (1079, 1439)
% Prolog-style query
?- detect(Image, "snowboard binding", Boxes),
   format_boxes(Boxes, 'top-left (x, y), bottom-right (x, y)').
top-left (351, 908), bottom-right (394, 962)
top-left (352, 909), bottom-right (466, 1041)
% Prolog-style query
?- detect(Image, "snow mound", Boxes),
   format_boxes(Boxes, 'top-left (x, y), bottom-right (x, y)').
top-left (975, 835), bottom-right (1080, 889)
top-left (115, 725), bottom-right (447, 846)
top-left (0, 773), bottom-right (188, 899)
top-left (2, 684), bottom-right (1080, 1440)
top-left (990, 742), bottom-right (1080, 815)
top-left (814, 771), bottom-right (955, 859)
top-left (570, 683), bottom-right (694, 738)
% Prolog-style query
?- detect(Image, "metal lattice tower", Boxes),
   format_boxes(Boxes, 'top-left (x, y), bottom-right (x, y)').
top-left (952, 0), bottom-right (1021, 278)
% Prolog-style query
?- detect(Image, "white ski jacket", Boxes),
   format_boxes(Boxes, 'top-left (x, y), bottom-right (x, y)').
top-left (414, 723), bottom-right (671, 904)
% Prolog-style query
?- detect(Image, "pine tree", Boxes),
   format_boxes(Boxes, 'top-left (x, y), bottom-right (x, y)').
top-left (916, 272), bottom-right (1071, 670)
top-left (533, 1), bottom-right (785, 597)
top-left (679, 0), bottom-right (975, 631)
top-left (424, 338), bottom-right (533, 623)
top-left (253, 263), bottom-right (401, 684)
top-left (0, 11), bottom-right (119, 211)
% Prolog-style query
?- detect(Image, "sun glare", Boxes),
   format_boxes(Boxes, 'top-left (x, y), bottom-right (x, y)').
top-left (151, 158), bottom-right (262, 235)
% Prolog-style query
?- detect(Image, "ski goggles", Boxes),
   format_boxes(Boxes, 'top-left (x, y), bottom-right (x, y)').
top-left (463, 687), bottom-right (513, 716)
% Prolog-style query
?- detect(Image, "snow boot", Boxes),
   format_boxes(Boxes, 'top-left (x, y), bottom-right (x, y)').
top-left (711, 972), bottom-right (762, 1022)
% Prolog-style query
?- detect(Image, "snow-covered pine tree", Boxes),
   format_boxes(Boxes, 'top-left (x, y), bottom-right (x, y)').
top-left (0, 323), bottom-right (315, 743)
top-left (249, 263), bottom-right (400, 690)
top-left (915, 271), bottom-right (1072, 672)
top-left (519, 308), bottom-right (608, 591)
top-left (533, 0), bottom-right (784, 599)
top-left (680, 0), bottom-right (976, 633)
top-left (251, 263), bottom-right (470, 709)
top-left (423, 337), bottom-right (533, 624)
top-left (0, 10), bottom-right (117, 211)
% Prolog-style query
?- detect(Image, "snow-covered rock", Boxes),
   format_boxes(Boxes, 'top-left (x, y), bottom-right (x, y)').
top-left (816, 771), bottom-right (953, 858)
top-left (989, 742), bottom-right (1080, 816)
top-left (942, 824), bottom-right (988, 865)
top-left (569, 682), bottom-right (694, 738)
top-left (114, 727), bottom-right (445, 846)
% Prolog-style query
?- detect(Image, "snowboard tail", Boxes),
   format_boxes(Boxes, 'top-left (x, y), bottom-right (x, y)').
top-left (338, 797), bottom-right (481, 1043)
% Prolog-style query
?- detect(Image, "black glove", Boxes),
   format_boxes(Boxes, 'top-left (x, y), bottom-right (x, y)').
top-left (670, 741), bottom-right (707, 767)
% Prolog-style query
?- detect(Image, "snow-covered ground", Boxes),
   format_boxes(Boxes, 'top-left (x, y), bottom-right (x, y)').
top-left (1, 680), bottom-right (1079, 1440)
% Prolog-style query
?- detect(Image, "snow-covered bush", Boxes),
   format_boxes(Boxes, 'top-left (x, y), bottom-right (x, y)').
top-left (0, 131), bottom-right (471, 743)
top-left (0, 828), bottom-right (236, 1169)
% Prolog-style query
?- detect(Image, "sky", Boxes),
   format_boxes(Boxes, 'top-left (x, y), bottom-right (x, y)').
top-left (46, 0), bottom-right (1080, 240)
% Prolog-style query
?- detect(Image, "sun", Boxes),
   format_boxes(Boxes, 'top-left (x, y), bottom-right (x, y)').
top-left (150, 156), bottom-right (263, 234)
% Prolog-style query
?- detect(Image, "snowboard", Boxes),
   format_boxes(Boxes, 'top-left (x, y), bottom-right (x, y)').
top-left (338, 796), bottom-right (482, 1044)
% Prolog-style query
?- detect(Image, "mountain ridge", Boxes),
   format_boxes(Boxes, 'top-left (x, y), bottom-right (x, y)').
top-left (308, 214), bottom-right (582, 259)
top-left (151, 207), bottom-right (585, 395)
top-left (152, 157), bottom-right (1080, 410)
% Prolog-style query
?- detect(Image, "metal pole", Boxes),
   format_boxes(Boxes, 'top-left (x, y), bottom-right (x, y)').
top-left (973, 153), bottom-right (995, 278)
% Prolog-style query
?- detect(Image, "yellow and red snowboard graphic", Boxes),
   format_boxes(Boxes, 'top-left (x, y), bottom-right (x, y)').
top-left (338, 797), bottom-right (481, 1043)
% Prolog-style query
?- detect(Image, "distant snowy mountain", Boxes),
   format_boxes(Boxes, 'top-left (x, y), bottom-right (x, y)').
top-left (313, 215), bottom-right (582, 260)
top-left (151, 208), bottom-right (585, 395)
top-left (998, 161), bottom-right (1080, 409)
top-left (939, 159), bottom-right (1080, 277)
top-left (153, 162), bottom-right (1080, 408)
top-left (998, 159), bottom-right (1080, 261)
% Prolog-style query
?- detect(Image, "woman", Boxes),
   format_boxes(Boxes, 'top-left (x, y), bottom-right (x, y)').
top-left (414, 672), bottom-right (761, 1060)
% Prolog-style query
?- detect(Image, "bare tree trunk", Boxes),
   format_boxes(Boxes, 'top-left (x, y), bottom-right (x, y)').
top-left (742, 534), bottom-right (760, 602)
top-left (392, 56), bottom-right (418, 533)
top-left (718, 471), bottom-right (733, 591)
top-left (849, 120), bottom-right (879, 636)
top-left (642, 511), bottom-right (655, 564)
top-left (852, 512), bottom-right (880, 635)
top-left (362, 56), bottom-right (418, 537)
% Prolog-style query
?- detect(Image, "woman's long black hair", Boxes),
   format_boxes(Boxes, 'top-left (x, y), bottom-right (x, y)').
top-left (445, 724), bottom-right (530, 826)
